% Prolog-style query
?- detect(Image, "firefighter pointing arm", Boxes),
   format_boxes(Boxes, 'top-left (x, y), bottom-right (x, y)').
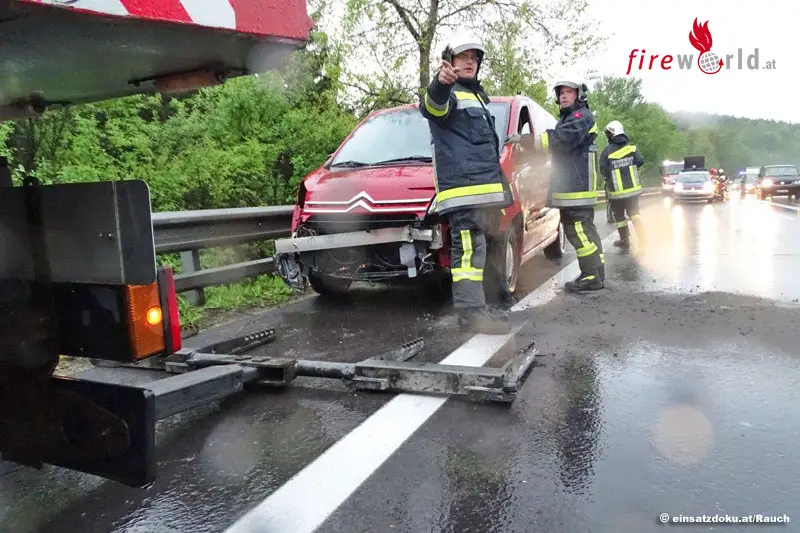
top-left (419, 32), bottom-right (514, 335)
top-left (599, 120), bottom-right (647, 249)
top-left (531, 78), bottom-right (605, 292)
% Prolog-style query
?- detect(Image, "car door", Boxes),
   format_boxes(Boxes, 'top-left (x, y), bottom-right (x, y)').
top-left (515, 101), bottom-right (552, 253)
top-left (510, 101), bottom-right (540, 252)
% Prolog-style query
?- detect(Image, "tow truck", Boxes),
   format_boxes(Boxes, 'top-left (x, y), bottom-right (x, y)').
top-left (0, 0), bottom-right (538, 489)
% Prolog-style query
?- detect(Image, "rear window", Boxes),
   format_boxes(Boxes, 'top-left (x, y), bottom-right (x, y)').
top-left (678, 171), bottom-right (711, 183)
top-left (763, 166), bottom-right (799, 177)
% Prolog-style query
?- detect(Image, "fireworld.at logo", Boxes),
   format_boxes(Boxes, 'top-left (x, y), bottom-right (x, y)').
top-left (625, 18), bottom-right (777, 75)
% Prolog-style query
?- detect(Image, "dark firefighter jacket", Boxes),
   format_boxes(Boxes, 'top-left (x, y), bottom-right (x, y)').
top-left (599, 133), bottom-right (645, 199)
top-left (533, 100), bottom-right (599, 208)
top-left (419, 76), bottom-right (513, 215)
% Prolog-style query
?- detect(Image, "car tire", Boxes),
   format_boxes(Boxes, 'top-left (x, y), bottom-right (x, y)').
top-left (309, 272), bottom-right (352, 296)
top-left (484, 224), bottom-right (520, 303)
top-left (544, 222), bottom-right (566, 259)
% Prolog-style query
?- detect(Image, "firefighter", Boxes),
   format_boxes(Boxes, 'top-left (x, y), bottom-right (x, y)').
top-left (531, 77), bottom-right (604, 292)
top-left (599, 120), bottom-right (646, 249)
top-left (419, 32), bottom-right (514, 334)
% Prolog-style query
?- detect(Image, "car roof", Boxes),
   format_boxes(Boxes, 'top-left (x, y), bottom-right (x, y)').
top-left (764, 164), bottom-right (797, 167)
top-left (365, 96), bottom-right (520, 117)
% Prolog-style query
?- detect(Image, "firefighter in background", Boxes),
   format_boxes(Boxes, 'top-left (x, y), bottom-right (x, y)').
top-left (419, 33), bottom-right (514, 334)
top-left (531, 77), bottom-right (605, 292)
top-left (599, 120), bottom-right (646, 249)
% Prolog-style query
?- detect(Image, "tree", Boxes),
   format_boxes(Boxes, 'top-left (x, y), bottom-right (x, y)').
top-left (339, 0), bottom-right (605, 110)
top-left (480, 20), bottom-right (552, 109)
top-left (590, 75), bottom-right (685, 184)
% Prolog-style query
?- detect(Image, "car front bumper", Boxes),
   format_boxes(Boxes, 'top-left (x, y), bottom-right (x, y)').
top-left (758, 183), bottom-right (800, 196)
top-left (673, 189), bottom-right (714, 200)
top-left (273, 225), bottom-right (442, 289)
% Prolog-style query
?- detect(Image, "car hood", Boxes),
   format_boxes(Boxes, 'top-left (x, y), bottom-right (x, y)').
top-left (301, 165), bottom-right (436, 216)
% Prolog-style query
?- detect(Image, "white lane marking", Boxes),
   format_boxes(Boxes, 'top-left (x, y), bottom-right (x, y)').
top-left (224, 224), bottom-right (620, 533)
top-left (180, 0), bottom-right (236, 29)
top-left (764, 200), bottom-right (800, 213)
top-left (780, 214), bottom-right (795, 221)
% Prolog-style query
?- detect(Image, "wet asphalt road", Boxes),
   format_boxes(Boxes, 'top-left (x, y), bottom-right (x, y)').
top-left (3, 193), bottom-right (800, 533)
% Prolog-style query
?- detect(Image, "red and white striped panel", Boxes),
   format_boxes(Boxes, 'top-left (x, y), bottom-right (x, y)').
top-left (21, 0), bottom-right (313, 40)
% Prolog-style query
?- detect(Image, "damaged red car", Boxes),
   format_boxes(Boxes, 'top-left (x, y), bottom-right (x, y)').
top-left (274, 95), bottom-right (568, 301)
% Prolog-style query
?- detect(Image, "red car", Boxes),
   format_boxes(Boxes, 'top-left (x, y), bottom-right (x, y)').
top-left (274, 95), bottom-right (567, 301)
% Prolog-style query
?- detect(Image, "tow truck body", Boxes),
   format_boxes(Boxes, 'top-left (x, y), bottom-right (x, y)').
top-left (0, 0), bottom-right (313, 487)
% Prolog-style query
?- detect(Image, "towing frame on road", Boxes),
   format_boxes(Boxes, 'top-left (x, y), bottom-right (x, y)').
top-left (102, 319), bottom-right (539, 405)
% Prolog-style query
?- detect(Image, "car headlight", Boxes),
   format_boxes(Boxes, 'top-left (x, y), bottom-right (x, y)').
top-left (761, 179), bottom-right (773, 187)
top-left (427, 198), bottom-right (438, 214)
top-left (703, 181), bottom-right (714, 191)
top-left (674, 182), bottom-right (683, 190)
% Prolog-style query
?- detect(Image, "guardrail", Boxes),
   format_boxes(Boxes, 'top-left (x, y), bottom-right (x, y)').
top-left (155, 187), bottom-right (662, 303)
top-left (152, 206), bottom-right (293, 304)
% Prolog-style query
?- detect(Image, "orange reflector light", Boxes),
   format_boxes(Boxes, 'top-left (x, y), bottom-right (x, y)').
top-left (125, 283), bottom-right (165, 360)
top-left (146, 306), bottom-right (163, 326)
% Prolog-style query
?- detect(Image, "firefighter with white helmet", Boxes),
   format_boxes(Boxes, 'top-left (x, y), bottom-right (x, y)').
top-left (419, 31), bottom-right (513, 334)
top-left (599, 120), bottom-right (646, 249)
top-left (530, 75), bottom-right (604, 292)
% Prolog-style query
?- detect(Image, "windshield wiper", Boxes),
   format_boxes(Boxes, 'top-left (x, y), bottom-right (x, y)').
top-left (371, 156), bottom-right (433, 165)
top-left (330, 160), bottom-right (371, 168)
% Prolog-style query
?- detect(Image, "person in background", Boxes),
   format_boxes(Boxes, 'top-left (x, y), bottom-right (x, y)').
top-left (599, 120), bottom-right (646, 249)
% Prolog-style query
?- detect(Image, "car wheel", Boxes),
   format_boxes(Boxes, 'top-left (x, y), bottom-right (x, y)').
top-left (309, 272), bottom-right (352, 296)
top-left (484, 224), bottom-right (520, 303)
top-left (544, 222), bottom-right (566, 259)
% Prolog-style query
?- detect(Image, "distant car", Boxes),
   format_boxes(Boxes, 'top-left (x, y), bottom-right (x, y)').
top-left (756, 165), bottom-right (800, 200)
top-left (672, 170), bottom-right (715, 203)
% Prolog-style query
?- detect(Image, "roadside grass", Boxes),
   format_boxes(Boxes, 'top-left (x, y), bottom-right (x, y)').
top-left (160, 243), bottom-right (298, 331)
top-left (177, 274), bottom-right (294, 329)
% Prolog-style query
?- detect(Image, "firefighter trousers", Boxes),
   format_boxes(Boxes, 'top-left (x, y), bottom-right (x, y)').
top-left (610, 196), bottom-right (645, 244)
top-left (560, 207), bottom-right (604, 278)
top-left (446, 207), bottom-right (489, 309)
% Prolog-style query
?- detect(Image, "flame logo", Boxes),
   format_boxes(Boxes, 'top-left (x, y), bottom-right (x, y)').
top-left (689, 18), bottom-right (713, 53)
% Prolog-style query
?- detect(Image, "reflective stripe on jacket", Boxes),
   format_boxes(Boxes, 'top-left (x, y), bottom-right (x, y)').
top-left (531, 101), bottom-right (599, 207)
top-left (599, 133), bottom-right (645, 199)
top-left (419, 78), bottom-right (513, 215)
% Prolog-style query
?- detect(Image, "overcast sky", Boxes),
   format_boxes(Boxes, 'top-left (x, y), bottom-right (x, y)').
top-left (570, 0), bottom-right (797, 122)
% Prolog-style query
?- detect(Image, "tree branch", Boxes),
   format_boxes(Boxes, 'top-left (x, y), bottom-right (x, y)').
top-left (436, 0), bottom-right (487, 24)
top-left (383, 0), bottom-right (421, 41)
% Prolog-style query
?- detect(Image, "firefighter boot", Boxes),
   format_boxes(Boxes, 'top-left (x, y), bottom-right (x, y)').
top-left (458, 307), bottom-right (511, 335)
top-left (613, 225), bottom-right (630, 249)
top-left (564, 271), bottom-right (604, 293)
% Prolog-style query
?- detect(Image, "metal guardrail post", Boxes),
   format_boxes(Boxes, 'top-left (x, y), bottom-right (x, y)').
top-left (180, 250), bottom-right (205, 305)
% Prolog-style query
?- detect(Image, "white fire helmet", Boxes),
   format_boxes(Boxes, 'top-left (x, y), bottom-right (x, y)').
top-left (441, 32), bottom-right (485, 72)
top-left (553, 75), bottom-right (588, 102)
top-left (605, 120), bottom-right (625, 138)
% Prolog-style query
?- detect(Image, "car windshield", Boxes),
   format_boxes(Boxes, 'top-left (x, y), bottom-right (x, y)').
top-left (664, 164), bottom-right (683, 175)
top-left (763, 166), bottom-right (799, 177)
top-left (330, 103), bottom-right (510, 167)
top-left (678, 172), bottom-right (710, 183)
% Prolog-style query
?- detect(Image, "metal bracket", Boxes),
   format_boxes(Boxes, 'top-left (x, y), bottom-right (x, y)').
top-left (122, 320), bottom-right (538, 408)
